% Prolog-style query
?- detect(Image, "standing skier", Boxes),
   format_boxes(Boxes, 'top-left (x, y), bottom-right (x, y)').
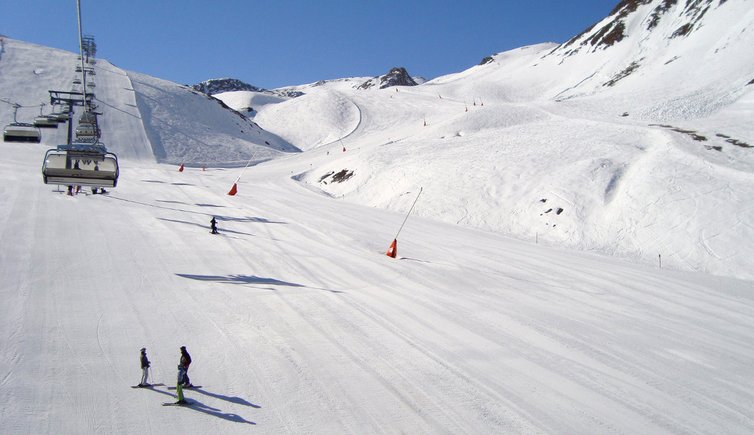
top-left (179, 346), bottom-right (192, 387)
top-left (174, 364), bottom-right (187, 405)
top-left (210, 217), bottom-right (218, 234)
top-left (138, 348), bottom-right (151, 387)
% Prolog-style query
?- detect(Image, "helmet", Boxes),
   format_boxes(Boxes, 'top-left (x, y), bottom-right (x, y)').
top-left (180, 346), bottom-right (186, 350)
top-left (140, 348), bottom-right (146, 353)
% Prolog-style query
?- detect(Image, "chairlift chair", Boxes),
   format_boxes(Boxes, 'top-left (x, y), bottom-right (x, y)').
top-left (50, 110), bottom-right (70, 123)
top-left (3, 123), bottom-right (41, 143)
top-left (34, 115), bottom-right (59, 129)
top-left (79, 111), bottom-right (97, 124)
top-left (75, 122), bottom-right (100, 140)
top-left (42, 143), bottom-right (119, 188)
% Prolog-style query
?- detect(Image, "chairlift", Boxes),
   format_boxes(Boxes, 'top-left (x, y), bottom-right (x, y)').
top-left (87, 82), bottom-right (96, 88)
top-left (79, 111), bottom-right (97, 124)
top-left (3, 122), bottom-right (41, 143)
top-left (49, 107), bottom-right (71, 123)
top-left (42, 142), bottom-right (119, 188)
top-left (73, 77), bottom-right (82, 85)
top-left (75, 122), bottom-right (100, 140)
top-left (34, 115), bottom-right (58, 128)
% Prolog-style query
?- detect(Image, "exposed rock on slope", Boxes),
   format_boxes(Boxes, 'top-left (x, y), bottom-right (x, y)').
top-left (558, 0), bottom-right (721, 55)
top-left (358, 67), bottom-right (420, 90)
top-left (193, 77), bottom-right (264, 95)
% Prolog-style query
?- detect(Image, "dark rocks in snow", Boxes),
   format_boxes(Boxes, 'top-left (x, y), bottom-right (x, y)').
top-left (610, 0), bottom-right (653, 20)
top-left (558, 0), bottom-right (717, 56)
top-left (332, 169), bottom-right (354, 182)
top-left (651, 124), bottom-right (707, 141)
top-left (358, 67), bottom-right (419, 90)
top-left (319, 169), bottom-right (354, 184)
top-left (276, 90), bottom-right (305, 98)
top-left (647, 0), bottom-right (677, 30)
top-left (604, 60), bottom-right (642, 87)
top-left (194, 78), bottom-right (305, 99)
top-left (540, 206), bottom-right (565, 217)
top-left (479, 56), bottom-right (495, 65)
top-left (586, 20), bottom-right (627, 48)
top-left (193, 78), bottom-right (264, 95)
top-left (716, 134), bottom-right (752, 148)
top-left (671, 23), bottom-right (694, 38)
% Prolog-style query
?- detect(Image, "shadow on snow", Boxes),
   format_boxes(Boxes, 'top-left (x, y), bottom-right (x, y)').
top-left (175, 273), bottom-right (343, 294)
top-left (134, 384), bottom-right (257, 424)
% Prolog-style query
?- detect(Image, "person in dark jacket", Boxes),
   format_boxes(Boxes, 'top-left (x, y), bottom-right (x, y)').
top-left (179, 346), bottom-right (192, 387)
top-left (139, 348), bottom-right (151, 387)
top-left (210, 217), bottom-right (218, 234)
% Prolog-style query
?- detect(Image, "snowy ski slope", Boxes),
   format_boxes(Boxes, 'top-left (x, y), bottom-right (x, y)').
top-left (2, 1), bottom-right (754, 431)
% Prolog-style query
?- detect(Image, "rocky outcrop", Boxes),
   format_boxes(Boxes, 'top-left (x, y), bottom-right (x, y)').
top-left (192, 78), bottom-right (264, 95)
top-left (358, 67), bottom-right (419, 90)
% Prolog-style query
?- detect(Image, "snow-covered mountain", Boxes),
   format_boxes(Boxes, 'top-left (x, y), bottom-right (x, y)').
top-left (0, 39), bottom-right (297, 167)
top-left (3, 1), bottom-right (754, 433)
top-left (357, 66), bottom-right (424, 90)
top-left (244, 0), bottom-right (753, 280)
top-left (192, 77), bottom-right (266, 95)
top-left (2, 0), bottom-right (752, 280)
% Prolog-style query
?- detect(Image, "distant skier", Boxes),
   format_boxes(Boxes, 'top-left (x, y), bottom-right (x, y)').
top-left (138, 347), bottom-right (151, 387)
top-left (179, 346), bottom-right (192, 387)
top-left (210, 217), bottom-right (218, 234)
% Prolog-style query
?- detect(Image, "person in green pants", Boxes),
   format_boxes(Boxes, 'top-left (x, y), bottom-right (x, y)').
top-left (176, 364), bottom-right (187, 404)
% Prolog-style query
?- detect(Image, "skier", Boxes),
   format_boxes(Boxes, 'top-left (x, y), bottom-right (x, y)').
top-left (138, 347), bottom-right (151, 387)
top-left (179, 346), bottom-right (192, 387)
top-left (210, 217), bottom-right (218, 234)
top-left (174, 364), bottom-right (187, 405)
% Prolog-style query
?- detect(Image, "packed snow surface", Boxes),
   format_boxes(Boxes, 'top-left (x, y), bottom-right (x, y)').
top-left (1, 1), bottom-right (754, 432)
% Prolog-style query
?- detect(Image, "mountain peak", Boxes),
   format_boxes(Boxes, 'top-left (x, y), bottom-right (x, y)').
top-left (557, 0), bottom-right (719, 55)
top-left (192, 78), bottom-right (265, 95)
top-left (358, 67), bottom-right (420, 90)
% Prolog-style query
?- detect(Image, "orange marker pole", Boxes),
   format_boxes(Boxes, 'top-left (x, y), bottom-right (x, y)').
top-left (386, 187), bottom-right (423, 258)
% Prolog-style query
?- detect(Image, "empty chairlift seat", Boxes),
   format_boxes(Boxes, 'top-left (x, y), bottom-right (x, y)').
top-left (75, 122), bottom-right (99, 140)
top-left (34, 115), bottom-right (59, 129)
top-left (42, 143), bottom-right (119, 188)
top-left (3, 123), bottom-right (41, 143)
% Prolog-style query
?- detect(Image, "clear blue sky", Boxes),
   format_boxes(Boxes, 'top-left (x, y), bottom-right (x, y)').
top-left (1, 0), bottom-right (614, 89)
